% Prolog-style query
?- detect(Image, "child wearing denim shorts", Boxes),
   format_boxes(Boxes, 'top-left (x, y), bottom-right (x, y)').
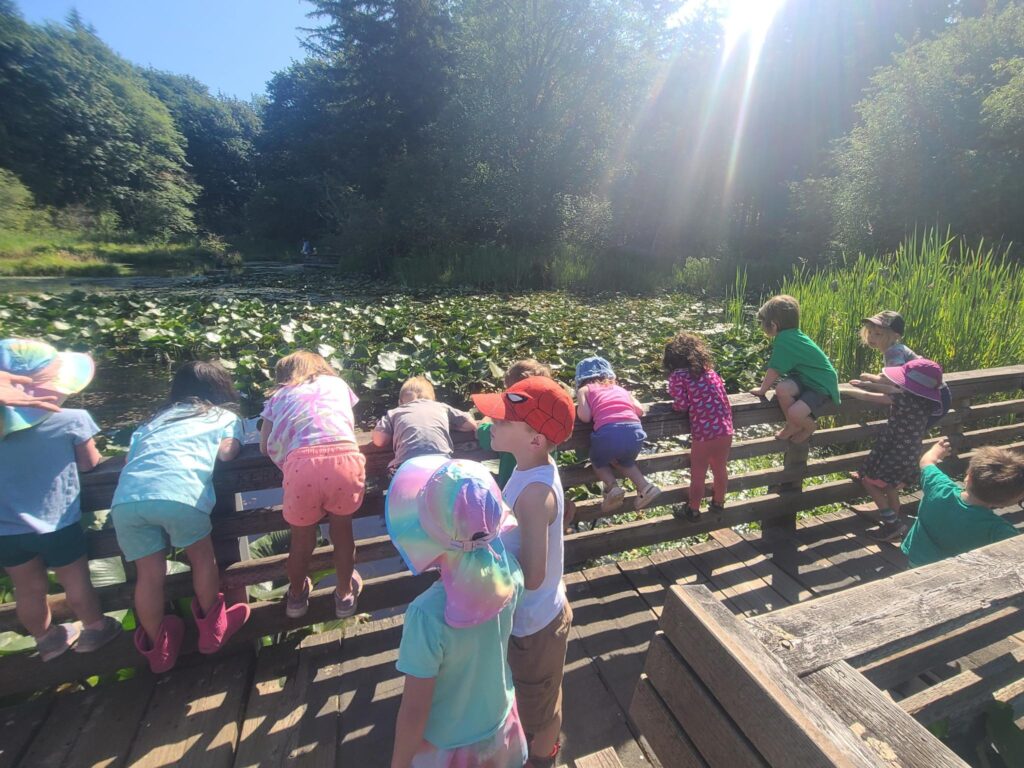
top-left (111, 361), bottom-right (249, 673)
top-left (260, 350), bottom-right (366, 619)
top-left (0, 339), bottom-right (120, 661)
top-left (574, 356), bottom-right (661, 512)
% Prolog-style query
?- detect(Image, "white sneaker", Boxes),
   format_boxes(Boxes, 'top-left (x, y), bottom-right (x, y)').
top-left (602, 486), bottom-right (626, 513)
top-left (635, 484), bottom-right (662, 510)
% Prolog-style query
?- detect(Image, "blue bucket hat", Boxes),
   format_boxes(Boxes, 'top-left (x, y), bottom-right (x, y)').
top-left (575, 356), bottom-right (615, 388)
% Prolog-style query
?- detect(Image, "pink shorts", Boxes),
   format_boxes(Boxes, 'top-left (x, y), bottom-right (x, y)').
top-left (411, 702), bottom-right (526, 768)
top-left (282, 443), bottom-right (366, 526)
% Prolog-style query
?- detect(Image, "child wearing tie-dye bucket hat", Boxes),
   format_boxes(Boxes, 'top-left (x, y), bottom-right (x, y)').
top-left (387, 455), bottom-right (527, 768)
top-left (0, 339), bottom-right (122, 661)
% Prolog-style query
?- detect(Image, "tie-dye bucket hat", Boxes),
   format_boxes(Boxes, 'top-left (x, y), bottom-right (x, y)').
top-left (385, 455), bottom-right (518, 628)
top-left (0, 338), bottom-right (94, 438)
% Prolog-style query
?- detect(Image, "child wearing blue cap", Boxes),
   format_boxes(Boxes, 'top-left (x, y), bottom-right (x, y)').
top-left (574, 356), bottom-right (661, 512)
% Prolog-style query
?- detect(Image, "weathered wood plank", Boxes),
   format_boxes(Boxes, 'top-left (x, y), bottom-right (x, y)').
top-left (791, 514), bottom-right (899, 586)
top-left (574, 747), bottom-right (627, 768)
top-left (709, 528), bottom-right (811, 605)
top-left (629, 677), bottom-right (708, 768)
top-left (804, 661), bottom-right (968, 768)
top-left (682, 538), bottom-right (790, 617)
top-left (0, 696), bottom-right (51, 768)
top-left (814, 511), bottom-right (908, 571)
top-left (661, 584), bottom-right (886, 767)
top-left (748, 535), bottom-right (1024, 678)
top-left (740, 526), bottom-right (859, 597)
top-left (643, 634), bottom-right (767, 768)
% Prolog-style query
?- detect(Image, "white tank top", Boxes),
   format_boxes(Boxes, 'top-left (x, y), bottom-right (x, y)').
top-left (502, 461), bottom-right (566, 637)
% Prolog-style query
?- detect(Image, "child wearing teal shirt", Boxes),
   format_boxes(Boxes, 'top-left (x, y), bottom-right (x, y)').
top-left (902, 437), bottom-right (1024, 567)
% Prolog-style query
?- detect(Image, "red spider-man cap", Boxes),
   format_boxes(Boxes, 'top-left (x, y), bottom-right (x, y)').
top-left (472, 377), bottom-right (575, 445)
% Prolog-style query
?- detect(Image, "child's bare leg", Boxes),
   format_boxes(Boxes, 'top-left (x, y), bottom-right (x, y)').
top-left (6, 557), bottom-right (51, 637)
top-left (53, 555), bottom-right (103, 626)
top-left (784, 401), bottom-right (817, 444)
top-left (286, 524), bottom-right (318, 598)
top-left (134, 552), bottom-right (168, 643)
top-left (861, 479), bottom-right (890, 514)
top-left (620, 463), bottom-right (650, 491)
top-left (185, 536), bottom-right (220, 614)
top-left (773, 380), bottom-right (800, 439)
top-left (328, 515), bottom-right (356, 597)
top-left (884, 487), bottom-right (902, 515)
top-left (594, 465), bottom-right (618, 493)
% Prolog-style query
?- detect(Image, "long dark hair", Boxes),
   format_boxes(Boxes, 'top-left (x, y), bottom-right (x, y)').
top-left (155, 360), bottom-right (239, 421)
top-left (663, 332), bottom-right (714, 378)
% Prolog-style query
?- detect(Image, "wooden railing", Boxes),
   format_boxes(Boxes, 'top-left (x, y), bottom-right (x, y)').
top-left (2, 365), bottom-right (1023, 694)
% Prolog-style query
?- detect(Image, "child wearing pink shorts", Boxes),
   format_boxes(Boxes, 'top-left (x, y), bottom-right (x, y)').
top-left (260, 351), bottom-right (366, 619)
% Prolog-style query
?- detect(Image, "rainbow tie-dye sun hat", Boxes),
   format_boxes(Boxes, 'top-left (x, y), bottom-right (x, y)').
top-left (385, 455), bottom-right (518, 628)
top-left (0, 338), bottom-right (95, 439)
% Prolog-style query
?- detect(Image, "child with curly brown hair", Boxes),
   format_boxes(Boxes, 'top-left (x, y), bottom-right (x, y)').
top-left (664, 332), bottom-right (734, 520)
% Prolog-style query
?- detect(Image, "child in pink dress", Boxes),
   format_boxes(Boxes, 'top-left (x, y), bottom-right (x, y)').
top-left (664, 333), bottom-right (734, 520)
top-left (575, 356), bottom-right (661, 513)
top-left (260, 351), bottom-right (366, 619)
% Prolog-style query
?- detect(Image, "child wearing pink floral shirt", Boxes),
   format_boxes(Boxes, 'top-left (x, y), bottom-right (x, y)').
top-left (260, 351), bottom-right (366, 620)
top-left (665, 332), bottom-right (734, 520)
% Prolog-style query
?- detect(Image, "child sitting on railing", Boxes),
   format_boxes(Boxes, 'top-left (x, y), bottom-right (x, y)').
top-left (573, 356), bottom-right (661, 512)
top-left (372, 376), bottom-right (477, 473)
top-left (850, 358), bottom-right (947, 543)
top-left (664, 332), bottom-right (733, 521)
top-left (260, 351), bottom-right (366, 620)
top-left (0, 339), bottom-right (121, 661)
top-left (902, 437), bottom-right (1024, 567)
top-left (111, 360), bottom-right (248, 673)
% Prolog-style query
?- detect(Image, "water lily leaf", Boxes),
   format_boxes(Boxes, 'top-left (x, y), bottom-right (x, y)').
top-left (319, 343), bottom-right (336, 358)
top-left (378, 350), bottom-right (407, 371)
top-left (373, 316), bottom-right (386, 327)
top-left (205, 331), bottom-right (222, 343)
top-left (488, 360), bottom-right (504, 379)
top-left (139, 328), bottom-right (160, 341)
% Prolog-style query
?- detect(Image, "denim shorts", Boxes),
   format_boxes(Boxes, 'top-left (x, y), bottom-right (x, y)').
top-left (589, 422), bottom-right (647, 469)
top-left (111, 500), bottom-right (212, 562)
top-left (0, 523), bottom-right (87, 569)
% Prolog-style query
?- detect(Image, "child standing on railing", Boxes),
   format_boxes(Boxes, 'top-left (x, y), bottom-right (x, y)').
top-left (111, 361), bottom-right (248, 673)
top-left (260, 351), bottom-right (366, 620)
top-left (851, 358), bottom-right (946, 542)
top-left (902, 437), bottom-right (1024, 567)
top-left (664, 333), bottom-right (734, 521)
top-left (0, 339), bottom-right (121, 661)
top-left (388, 457), bottom-right (526, 768)
top-left (848, 310), bottom-right (952, 427)
top-left (574, 356), bottom-right (661, 512)
top-left (372, 376), bottom-right (477, 474)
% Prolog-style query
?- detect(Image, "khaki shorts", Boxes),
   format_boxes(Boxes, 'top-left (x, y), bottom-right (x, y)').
top-left (508, 600), bottom-right (573, 736)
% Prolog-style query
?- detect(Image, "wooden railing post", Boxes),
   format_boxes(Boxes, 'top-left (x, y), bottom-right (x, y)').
top-left (764, 440), bottom-right (808, 539)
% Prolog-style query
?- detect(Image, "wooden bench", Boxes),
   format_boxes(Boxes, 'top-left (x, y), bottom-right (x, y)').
top-left (631, 535), bottom-right (1024, 766)
top-left (2, 365), bottom-right (1023, 696)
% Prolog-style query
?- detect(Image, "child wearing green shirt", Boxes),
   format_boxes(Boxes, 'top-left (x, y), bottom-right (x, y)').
top-left (749, 295), bottom-right (840, 444)
top-left (901, 437), bottom-right (1024, 567)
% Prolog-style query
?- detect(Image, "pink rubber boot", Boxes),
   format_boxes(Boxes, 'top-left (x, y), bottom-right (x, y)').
top-left (192, 593), bottom-right (250, 654)
top-left (134, 615), bottom-right (185, 673)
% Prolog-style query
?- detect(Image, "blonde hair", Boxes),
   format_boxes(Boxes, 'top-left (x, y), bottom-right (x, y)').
top-left (273, 350), bottom-right (337, 390)
top-left (858, 324), bottom-right (901, 349)
top-left (757, 295), bottom-right (800, 332)
top-left (504, 358), bottom-right (551, 388)
top-left (400, 376), bottom-right (435, 403)
top-left (967, 446), bottom-right (1024, 507)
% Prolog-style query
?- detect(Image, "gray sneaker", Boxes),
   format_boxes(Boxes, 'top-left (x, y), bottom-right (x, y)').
top-left (335, 571), bottom-right (363, 618)
top-left (36, 622), bottom-right (80, 662)
top-left (74, 615), bottom-right (122, 653)
top-left (286, 578), bottom-right (312, 619)
top-left (868, 520), bottom-right (907, 543)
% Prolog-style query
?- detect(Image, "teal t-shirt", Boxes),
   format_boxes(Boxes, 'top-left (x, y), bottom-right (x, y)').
top-left (112, 404), bottom-right (243, 513)
top-left (396, 562), bottom-right (524, 749)
top-left (767, 328), bottom-right (841, 405)
top-left (901, 464), bottom-right (1018, 567)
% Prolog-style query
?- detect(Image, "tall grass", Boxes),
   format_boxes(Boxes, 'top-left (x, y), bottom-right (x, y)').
top-left (779, 230), bottom-right (1024, 380)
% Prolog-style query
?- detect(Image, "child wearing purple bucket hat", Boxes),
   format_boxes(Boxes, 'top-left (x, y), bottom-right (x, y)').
top-left (852, 358), bottom-right (947, 542)
top-left (387, 455), bottom-right (526, 768)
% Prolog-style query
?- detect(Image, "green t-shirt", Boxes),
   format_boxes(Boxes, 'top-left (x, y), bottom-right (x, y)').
top-left (767, 329), bottom-right (841, 405)
top-left (901, 464), bottom-right (1018, 568)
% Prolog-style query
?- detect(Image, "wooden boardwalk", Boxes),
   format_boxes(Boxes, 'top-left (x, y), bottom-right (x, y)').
top-left (3, 505), bottom-right (1022, 768)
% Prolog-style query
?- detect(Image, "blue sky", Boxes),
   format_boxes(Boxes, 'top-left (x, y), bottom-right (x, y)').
top-left (18, 0), bottom-right (311, 100)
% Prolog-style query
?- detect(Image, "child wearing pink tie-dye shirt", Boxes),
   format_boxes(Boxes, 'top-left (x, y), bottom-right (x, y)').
top-left (260, 351), bottom-right (366, 620)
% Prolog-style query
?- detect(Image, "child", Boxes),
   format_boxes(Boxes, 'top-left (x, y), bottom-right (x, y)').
top-left (110, 361), bottom-right (249, 673)
top-left (574, 356), bottom-right (661, 512)
top-left (664, 332), bottom-right (734, 520)
top-left (852, 358), bottom-right (946, 542)
top-left (750, 295), bottom-right (840, 444)
top-left (0, 339), bottom-right (121, 661)
top-left (849, 310), bottom-right (952, 426)
top-left (387, 456), bottom-right (526, 768)
top-left (902, 437), bottom-right (1024, 567)
top-left (260, 351), bottom-right (366, 619)
top-left (372, 376), bottom-right (477, 472)
top-left (473, 377), bottom-right (575, 768)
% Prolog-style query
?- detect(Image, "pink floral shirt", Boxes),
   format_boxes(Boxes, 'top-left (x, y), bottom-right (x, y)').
top-left (260, 375), bottom-right (359, 466)
top-left (667, 368), bottom-right (733, 442)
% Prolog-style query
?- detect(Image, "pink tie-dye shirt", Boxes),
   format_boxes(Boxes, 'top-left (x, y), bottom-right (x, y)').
top-left (667, 368), bottom-right (734, 442)
top-left (260, 376), bottom-right (359, 466)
